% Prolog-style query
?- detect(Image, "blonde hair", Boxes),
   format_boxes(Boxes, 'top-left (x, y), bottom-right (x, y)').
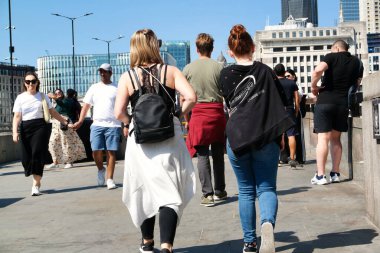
top-left (130, 29), bottom-right (163, 68)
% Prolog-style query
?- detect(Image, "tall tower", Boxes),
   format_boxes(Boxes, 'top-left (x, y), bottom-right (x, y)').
top-left (360, 0), bottom-right (380, 33)
top-left (281, 0), bottom-right (318, 26)
top-left (340, 0), bottom-right (360, 22)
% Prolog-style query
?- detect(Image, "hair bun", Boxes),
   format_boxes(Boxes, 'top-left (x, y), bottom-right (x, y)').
top-left (230, 24), bottom-right (247, 40)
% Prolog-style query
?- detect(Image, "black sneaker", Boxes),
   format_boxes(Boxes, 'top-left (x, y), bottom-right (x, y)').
top-left (288, 159), bottom-right (298, 168)
top-left (243, 242), bottom-right (257, 252)
top-left (160, 249), bottom-right (172, 253)
top-left (214, 190), bottom-right (228, 201)
top-left (139, 239), bottom-right (154, 253)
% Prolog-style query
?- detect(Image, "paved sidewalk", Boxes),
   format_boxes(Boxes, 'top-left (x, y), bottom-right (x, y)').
top-left (1, 156), bottom-right (380, 253)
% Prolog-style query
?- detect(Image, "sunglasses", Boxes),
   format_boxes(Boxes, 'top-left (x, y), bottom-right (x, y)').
top-left (25, 79), bottom-right (37, 85)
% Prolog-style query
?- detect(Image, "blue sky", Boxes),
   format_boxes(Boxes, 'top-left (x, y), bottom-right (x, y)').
top-left (0, 0), bottom-right (339, 67)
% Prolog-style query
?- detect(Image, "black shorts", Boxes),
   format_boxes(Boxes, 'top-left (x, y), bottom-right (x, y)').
top-left (314, 104), bottom-right (349, 133)
top-left (285, 108), bottom-right (298, 136)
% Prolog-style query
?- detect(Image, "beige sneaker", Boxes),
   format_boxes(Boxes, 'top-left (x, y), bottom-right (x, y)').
top-left (200, 195), bottom-right (215, 207)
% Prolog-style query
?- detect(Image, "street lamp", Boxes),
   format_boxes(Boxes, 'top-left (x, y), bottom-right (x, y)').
top-left (6, 0), bottom-right (15, 103)
top-left (92, 35), bottom-right (125, 63)
top-left (51, 12), bottom-right (93, 91)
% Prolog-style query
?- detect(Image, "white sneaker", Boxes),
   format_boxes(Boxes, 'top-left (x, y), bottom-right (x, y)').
top-left (31, 186), bottom-right (41, 196)
top-left (107, 179), bottom-right (117, 190)
top-left (311, 173), bottom-right (328, 185)
top-left (260, 222), bottom-right (275, 253)
top-left (330, 172), bottom-right (341, 183)
top-left (46, 163), bottom-right (59, 169)
top-left (64, 163), bottom-right (73, 169)
top-left (97, 167), bottom-right (106, 186)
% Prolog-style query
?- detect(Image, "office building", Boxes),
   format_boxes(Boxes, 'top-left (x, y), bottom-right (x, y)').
top-left (161, 41), bottom-right (191, 70)
top-left (340, 0), bottom-right (360, 22)
top-left (360, 0), bottom-right (380, 33)
top-left (254, 17), bottom-right (368, 95)
top-left (0, 63), bottom-right (35, 131)
top-left (282, 0), bottom-right (318, 26)
top-left (37, 51), bottom-right (176, 97)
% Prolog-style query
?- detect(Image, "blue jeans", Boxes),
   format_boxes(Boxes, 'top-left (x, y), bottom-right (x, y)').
top-left (226, 140), bottom-right (279, 243)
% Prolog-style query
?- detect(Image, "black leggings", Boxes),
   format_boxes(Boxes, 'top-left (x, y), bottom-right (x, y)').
top-left (140, 206), bottom-right (178, 245)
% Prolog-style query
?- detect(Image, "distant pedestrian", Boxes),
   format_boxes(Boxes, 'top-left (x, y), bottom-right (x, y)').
top-left (67, 88), bottom-right (82, 123)
top-left (46, 88), bottom-right (86, 169)
top-left (220, 24), bottom-right (293, 253)
top-left (114, 28), bottom-right (196, 253)
top-left (274, 64), bottom-right (299, 168)
top-left (183, 33), bottom-right (227, 207)
top-left (286, 69), bottom-right (306, 164)
top-left (311, 40), bottom-right (363, 185)
top-left (12, 72), bottom-right (72, 196)
top-left (73, 63), bottom-right (121, 190)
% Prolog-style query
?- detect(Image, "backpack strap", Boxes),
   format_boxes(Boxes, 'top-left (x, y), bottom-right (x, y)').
top-left (163, 64), bottom-right (168, 85)
top-left (127, 70), bottom-right (136, 91)
top-left (131, 68), bottom-right (143, 96)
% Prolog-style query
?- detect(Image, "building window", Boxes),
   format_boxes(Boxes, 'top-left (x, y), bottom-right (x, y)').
top-left (272, 33), bottom-right (276, 38)
top-left (279, 32), bottom-right (283, 38)
top-left (314, 45), bottom-right (324, 50)
top-left (307, 76), bottom-right (311, 82)
top-left (301, 76), bottom-right (305, 83)
top-left (313, 55), bottom-right (318, 61)
top-left (293, 56), bottom-right (298, 62)
top-left (294, 66), bottom-right (298, 72)
top-left (306, 31), bottom-right (310, 37)
top-left (326, 30), bottom-right (331, 36)
top-left (319, 30), bottom-right (324, 36)
top-left (300, 66), bottom-right (304, 72)
top-left (333, 29), bottom-right (337, 35)
top-left (307, 66), bottom-right (311, 72)
top-left (273, 47), bottom-right (283, 52)
top-left (286, 57), bottom-right (291, 63)
top-left (286, 32), bottom-right (290, 38)
top-left (307, 56), bottom-right (311, 62)
top-left (313, 30), bottom-right (317, 36)
top-left (287, 47), bottom-right (297, 51)
top-left (273, 57), bottom-right (277, 63)
top-left (327, 45), bottom-right (332, 50)
top-left (300, 46), bottom-right (310, 51)
top-left (280, 57), bottom-right (284, 63)
top-left (299, 31), bottom-right (303, 37)
top-left (300, 56), bottom-right (304, 62)
top-left (292, 31), bottom-right (297, 37)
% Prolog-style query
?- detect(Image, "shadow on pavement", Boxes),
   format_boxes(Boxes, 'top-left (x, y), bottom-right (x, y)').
top-left (43, 185), bottom-right (100, 194)
top-left (0, 198), bottom-right (24, 208)
top-left (275, 229), bottom-right (379, 253)
top-left (277, 186), bottom-right (312, 196)
top-left (214, 195), bottom-right (238, 207)
top-left (174, 239), bottom-right (243, 253)
top-left (0, 171), bottom-right (24, 176)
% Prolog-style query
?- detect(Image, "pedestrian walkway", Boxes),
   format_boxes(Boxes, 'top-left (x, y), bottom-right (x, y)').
top-left (1, 156), bottom-right (380, 253)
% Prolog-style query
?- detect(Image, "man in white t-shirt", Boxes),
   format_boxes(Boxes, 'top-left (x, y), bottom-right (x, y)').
top-left (73, 63), bottom-right (121, 189)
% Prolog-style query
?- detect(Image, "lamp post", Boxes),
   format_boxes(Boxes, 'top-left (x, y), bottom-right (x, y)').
top-left (92, 35), bottom-right (124, 63)
top-left (51, 12), bottom-right (93, 91)
top-left (6, 0), bottom-right (15, 103)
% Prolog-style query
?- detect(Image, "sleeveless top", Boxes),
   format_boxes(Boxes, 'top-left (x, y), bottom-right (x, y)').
top-left (129, 64), bottom-right (176, 113)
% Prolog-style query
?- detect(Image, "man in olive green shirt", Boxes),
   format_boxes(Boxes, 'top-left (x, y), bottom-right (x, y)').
top-left (183, 33), bottom-right (227, 207)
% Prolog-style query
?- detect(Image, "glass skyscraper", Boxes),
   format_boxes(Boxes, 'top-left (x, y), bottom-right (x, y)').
top-left (282, 0), bottom-right (318, 26)
top-left (340, 0), bottom-right (360, 21)
top-left (161, 41), bottom-right (191, 70)
top-left (37, 51), bottom-right (176, 97)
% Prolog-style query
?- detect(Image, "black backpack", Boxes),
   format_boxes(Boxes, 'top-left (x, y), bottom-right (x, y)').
top-left (128, 65), bottom-right (176, 144)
